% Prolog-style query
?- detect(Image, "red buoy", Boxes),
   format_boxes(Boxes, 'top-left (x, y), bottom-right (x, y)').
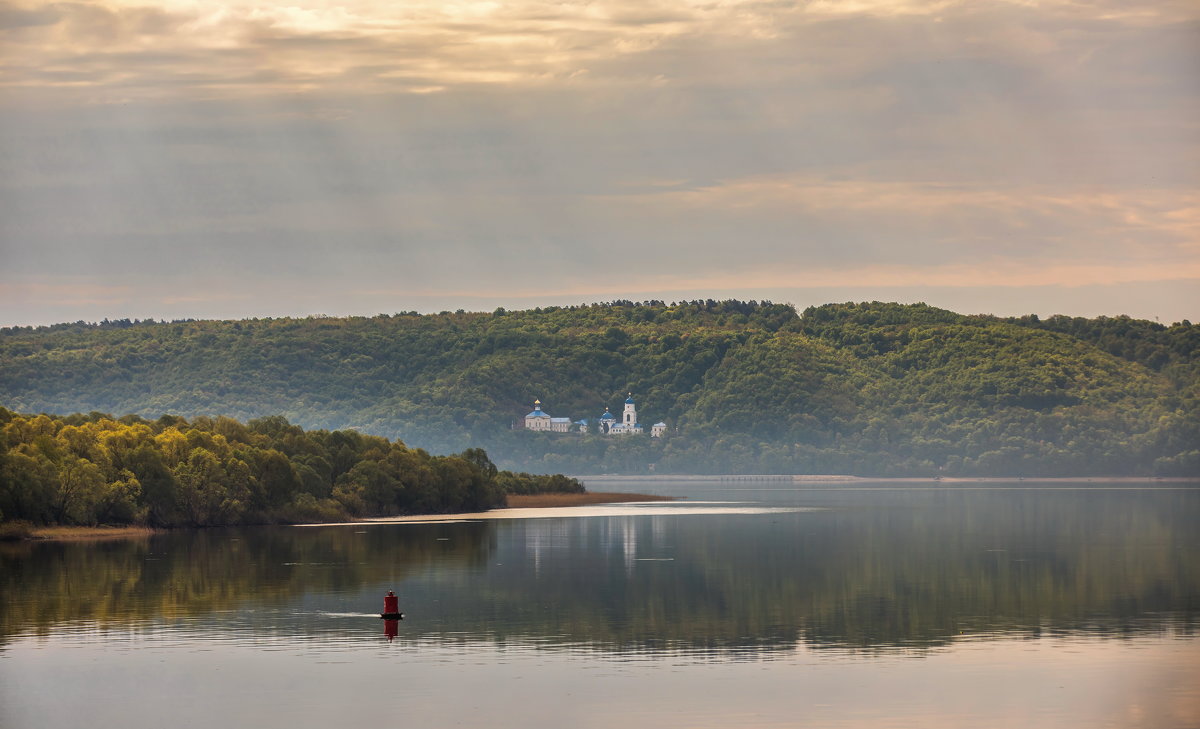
top-left (381, 590), bottom-right (403, 621)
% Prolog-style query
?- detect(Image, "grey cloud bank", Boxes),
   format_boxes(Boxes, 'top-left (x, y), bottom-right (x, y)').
top-left (1, 0), bottom-right (1197, 325)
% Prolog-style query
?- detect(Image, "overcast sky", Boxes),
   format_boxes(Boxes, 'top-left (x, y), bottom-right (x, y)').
top-left (1, 0), bottom-right (1197, 326)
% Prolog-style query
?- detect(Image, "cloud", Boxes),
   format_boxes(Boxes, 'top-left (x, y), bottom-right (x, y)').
top-left (0, 0), bottom-right (1193, 99)
top-left (0, 0), bottom-right (1196, 325)
top-left (0, 1), bottom-right (59, 29)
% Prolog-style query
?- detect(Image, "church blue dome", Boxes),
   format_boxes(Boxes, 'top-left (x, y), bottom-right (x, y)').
top-left (599, 409), bottom-right (616, 420)
top-left (625, 396), bottom-right (635, 404)
top-left (527, 408), bottom-right (549, 418)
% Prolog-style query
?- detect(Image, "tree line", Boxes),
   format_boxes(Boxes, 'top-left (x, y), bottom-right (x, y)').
top-left (0, 408), bottom-right (581, 528)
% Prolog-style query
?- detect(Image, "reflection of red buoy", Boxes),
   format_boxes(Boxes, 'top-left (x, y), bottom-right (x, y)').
top-left (381, 590), bottom-right (403, 620)
top-left (384, 619), bottom-right (399, 641)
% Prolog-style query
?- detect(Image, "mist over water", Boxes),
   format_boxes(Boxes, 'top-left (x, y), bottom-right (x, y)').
top-left (2, 482), bottom-right (1198, 728)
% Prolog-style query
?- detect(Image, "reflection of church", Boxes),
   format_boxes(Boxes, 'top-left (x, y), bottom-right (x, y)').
top-left (524, 394), bottom-right (667, 437)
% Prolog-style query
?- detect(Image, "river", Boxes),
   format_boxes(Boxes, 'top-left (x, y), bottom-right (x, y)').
top-left (1, 480), bottom-right (1197, 728)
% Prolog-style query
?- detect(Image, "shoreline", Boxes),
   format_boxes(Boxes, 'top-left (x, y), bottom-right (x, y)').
top-left (303, 491), bottom-right (679, 526)
top-left (16, 479), bottom-right (1196, 539)
top-left (25, 525), bottom-right (162, 541)
top-left (505, 492), bottom-right (675, 508)
top-left (578, 474), bottom-right (1199, 484)
top-left (14, 492), bottom-right (673, 540)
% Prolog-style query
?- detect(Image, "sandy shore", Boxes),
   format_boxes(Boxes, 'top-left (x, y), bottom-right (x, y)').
top-left (505, 492), bottom-right (674, 508)
top-left (16, 493), bottom-right (676, 536)
top-left (300, 491), bottom-right (679, 526)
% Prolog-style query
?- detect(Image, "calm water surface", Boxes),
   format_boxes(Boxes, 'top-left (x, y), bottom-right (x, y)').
top-left (2, 481), bottom-right (1198, 728)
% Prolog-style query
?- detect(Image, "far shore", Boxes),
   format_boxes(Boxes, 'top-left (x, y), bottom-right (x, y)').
top-left (12, 492), bottom-right (675, 540)
top-left (304, 491), bottom-right (680, 526)
top-left (578, 474), bottom-right (1199, 484)
top-left (505, 491), bottom-right (675, 508)
top-left (17, 479), bottom-right (1195, 539)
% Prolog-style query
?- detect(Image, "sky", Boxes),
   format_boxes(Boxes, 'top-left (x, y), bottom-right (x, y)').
top-left (1, 0), bottom-right (1197, 326)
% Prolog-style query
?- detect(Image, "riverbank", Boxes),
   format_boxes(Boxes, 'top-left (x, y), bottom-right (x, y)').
top-left (579, 474), bottom-right (1199, 484)
top-left (506, 492), bottom-right (674, 508)
top-left (302, 491), bottom-right (678, 526)
top-left (27, 525), bottom-right (161, 541)
top-left (9, 493), bottom-right (673, 540)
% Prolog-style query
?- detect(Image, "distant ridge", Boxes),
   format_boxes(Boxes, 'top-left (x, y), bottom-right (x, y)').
top-left (2, 301), bottom-right (1196, 477)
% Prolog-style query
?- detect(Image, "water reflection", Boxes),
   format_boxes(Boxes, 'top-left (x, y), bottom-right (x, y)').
top-left (0, 521), bottom-right (494, 644)
top-left (2, 485), bottom-right (1197, 656)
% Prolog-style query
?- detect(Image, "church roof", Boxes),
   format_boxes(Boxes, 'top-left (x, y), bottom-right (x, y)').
top-left (625, 395), bottom-right (636, 404)
top-left (599, 409), bottom-right (615, 420)
top-left (526, 408), bottom-right (550, 418)
top-left (653, 421), bottom-right (666, 427)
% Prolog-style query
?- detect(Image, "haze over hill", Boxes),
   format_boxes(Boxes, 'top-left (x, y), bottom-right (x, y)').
top-left (1, 301), bottom-right (1196, 476)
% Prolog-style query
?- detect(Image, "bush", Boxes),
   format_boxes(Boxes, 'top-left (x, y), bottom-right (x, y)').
top-left (497, 471), bottom-right (585, 495)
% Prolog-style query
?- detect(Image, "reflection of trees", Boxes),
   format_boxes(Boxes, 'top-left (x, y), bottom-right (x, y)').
top-left (789, 489), bottom-right (1200, 649)
top-left (409, 490), bottom-right (1199, 653)
top-left (0, 521), bottom-right (496, 644)
top-left (3, 489), bottom-right (1198, 654)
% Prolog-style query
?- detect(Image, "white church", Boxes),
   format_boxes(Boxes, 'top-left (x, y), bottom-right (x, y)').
top-left (522, 400), bottom-right (572, 432)
top-left (524, 394), bottom-right (667, 437)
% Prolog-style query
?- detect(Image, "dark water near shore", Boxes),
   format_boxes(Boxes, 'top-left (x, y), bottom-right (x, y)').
top-left (2, 482), bottom-right (1198, 728)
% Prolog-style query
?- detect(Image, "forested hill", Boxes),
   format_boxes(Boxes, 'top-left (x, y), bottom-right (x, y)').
top-left (2, 301), bottom-right (1197, 477)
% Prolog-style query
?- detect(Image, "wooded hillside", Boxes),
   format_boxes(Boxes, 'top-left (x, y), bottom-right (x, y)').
top-left (1, 301), bottom-right (1196, 476)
